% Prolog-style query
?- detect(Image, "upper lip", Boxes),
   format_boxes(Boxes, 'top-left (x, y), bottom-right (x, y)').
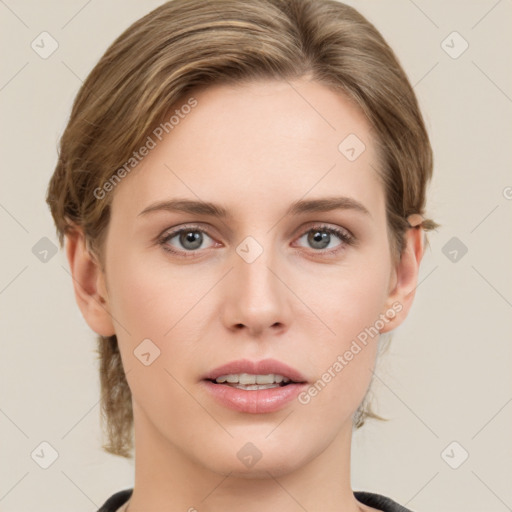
top-left (203, 358), bottom-right (307, 383)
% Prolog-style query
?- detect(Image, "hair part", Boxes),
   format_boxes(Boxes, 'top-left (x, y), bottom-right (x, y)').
top-left (47, 0), bottom-right (439, 458)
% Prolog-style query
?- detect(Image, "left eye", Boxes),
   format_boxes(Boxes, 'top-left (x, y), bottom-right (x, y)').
top-left (295, 226), bottom-right (352, 251)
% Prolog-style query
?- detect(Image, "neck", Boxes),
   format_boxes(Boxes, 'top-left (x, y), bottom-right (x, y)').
top-left (126, 405), bottom-right (368, 512)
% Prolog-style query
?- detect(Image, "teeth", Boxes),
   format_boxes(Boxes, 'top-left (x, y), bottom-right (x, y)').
top-left (214, 373), bottom-right (291, 384)
top-left (240, 373), bottom-right (256, 385)
top-left (231, 383), bottom-right (280, 390)
top-left (256, 374), bottom-right (274, 384)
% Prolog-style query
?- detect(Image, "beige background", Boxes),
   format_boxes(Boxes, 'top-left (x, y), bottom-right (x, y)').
top-left (1, 1), bottom-right (511, 511)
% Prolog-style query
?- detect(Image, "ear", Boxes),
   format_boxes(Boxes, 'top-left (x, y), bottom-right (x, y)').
top-left (379, 216), bottom-right (426, 334)
top-left (65, 227), bottom-right (116, 337)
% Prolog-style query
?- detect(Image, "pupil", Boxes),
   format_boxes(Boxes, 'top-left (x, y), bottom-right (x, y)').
top-left (181, 231), bottom-right (202, 250)
top-left (309, 230), bottom-right (329, 249)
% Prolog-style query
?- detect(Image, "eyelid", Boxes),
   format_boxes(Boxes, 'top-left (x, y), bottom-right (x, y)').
top-left (292, 221), bottom-right (353, 240)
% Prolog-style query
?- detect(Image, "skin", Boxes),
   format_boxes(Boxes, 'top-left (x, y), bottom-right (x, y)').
top-left (66, 78), bottom-right (425, 512)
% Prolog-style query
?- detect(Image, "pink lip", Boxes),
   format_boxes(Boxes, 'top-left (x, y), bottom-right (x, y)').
top-left (201, 358), bottom-right (308, 414)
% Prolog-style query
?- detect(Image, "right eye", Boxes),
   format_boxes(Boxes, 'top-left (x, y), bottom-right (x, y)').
top-left (158, 225), bottom-right (219, 257)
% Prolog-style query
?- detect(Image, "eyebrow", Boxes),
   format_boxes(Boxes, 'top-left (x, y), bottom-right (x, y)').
top-left (138, 196), bottom-right (371, 218)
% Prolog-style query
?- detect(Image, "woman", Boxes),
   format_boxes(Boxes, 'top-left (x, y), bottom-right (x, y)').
top-left (46, 0), bottom-right (439, 510)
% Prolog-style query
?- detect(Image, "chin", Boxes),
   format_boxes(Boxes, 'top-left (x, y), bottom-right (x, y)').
top-left (201, 440), bottom-right (312, 480)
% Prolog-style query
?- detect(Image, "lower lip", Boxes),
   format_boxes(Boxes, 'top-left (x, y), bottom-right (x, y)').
top-left (201, 380), bottom-right (307, 413)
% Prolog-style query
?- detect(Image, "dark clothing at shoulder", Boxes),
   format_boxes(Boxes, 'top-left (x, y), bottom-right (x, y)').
top-left (354, 491), bottom-right (415, 511)
top-left (97, 488), bottom-right (414, 512)
top-left (97, 489), bottom-right (132, 512)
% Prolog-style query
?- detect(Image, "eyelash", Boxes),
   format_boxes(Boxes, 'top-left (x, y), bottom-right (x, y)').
top-left (157, 223), bottom-right (355, 259)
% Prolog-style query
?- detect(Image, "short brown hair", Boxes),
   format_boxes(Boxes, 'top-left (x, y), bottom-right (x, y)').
top-left (46, 0), bottom-right (439, 458)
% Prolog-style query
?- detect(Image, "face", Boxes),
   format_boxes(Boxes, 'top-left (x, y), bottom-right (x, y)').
top-left (94, 78), bottom-right (406, 477)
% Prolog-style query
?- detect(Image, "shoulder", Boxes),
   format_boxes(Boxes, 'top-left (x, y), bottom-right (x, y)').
top-left (354, 490), bottom-right (415, 512)
top-left (97, 488), bottom-right (133, 512)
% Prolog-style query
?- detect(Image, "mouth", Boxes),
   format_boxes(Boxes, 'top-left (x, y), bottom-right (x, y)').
top-left (202, 358), bottom-right (307, 386)
top-left (201, 359), bottom-right (308, 413)
top-left (205, 372), bottom-right (300, 390)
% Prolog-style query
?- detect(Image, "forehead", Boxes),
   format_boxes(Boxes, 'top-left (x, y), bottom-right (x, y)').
top-left (111, 79), bottom-right (384, 221)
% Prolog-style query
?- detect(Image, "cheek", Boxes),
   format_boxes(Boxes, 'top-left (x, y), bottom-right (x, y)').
top-left (105, 247), bottom-right (201, 339)
top-left (104, 247), bottom-right (215, 389)
top-left (304, 251), bottom-right (391, 347)
top-left (297, 254), bottom-right (391, 414)
top-left (104, 250), bottom-right (205, 420)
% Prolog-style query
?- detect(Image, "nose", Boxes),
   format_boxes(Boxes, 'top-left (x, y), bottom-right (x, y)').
top-left (221, 239), bottom-right (292, 337)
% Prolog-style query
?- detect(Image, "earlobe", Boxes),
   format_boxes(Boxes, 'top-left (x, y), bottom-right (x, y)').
top-left (65, 228), bottom-right (116, 337)
top-left (379, 219), bottom-right (426, 334)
